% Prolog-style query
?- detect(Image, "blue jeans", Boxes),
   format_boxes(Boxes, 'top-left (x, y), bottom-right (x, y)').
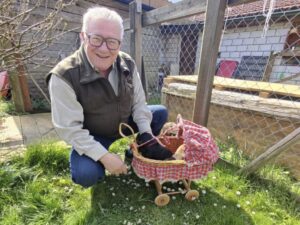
top-left (70, 105), bottom-right (168, 188)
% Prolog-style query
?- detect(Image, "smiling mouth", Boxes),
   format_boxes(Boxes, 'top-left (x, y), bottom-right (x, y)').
top-left (96, 54), bottom-right (110, 59)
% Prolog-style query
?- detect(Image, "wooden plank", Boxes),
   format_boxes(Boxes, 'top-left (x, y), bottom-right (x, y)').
top-left (228, 0), bottom-right (260, 6)
top-left (164, 76), bottom-right (300, 98)
top-left (129, 1), bottom-right (147, 95)
top-left (30, 0), bottom-right (86, 16)
top-left (14, 54), bottom-right (32, 112)
top-left (280, 49), bottom-right (300, 57)
top-left (163, 83), bottom-right (300, 120)
top-left (192, 0), bottom-right (227, 126)
top-left (9, 70), bottom-right (26, 113)
top-left (275, 72), bottom-right (300, 83)
top-left (259, 91), bottom-right (271, 98)
top-left (129, 1), bottom-right (143, 78)
top-left (262, 51), bottom-right (276, 82)
top-left (125, 0), bottom-right (260, 29)
top-left (238, 127), bottom-right (300, 176)
top-left (142, 0), bottom-right (207, 26)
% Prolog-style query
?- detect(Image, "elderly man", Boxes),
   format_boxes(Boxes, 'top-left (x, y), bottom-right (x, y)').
top-left (46, 7), bottom-right (172, 188)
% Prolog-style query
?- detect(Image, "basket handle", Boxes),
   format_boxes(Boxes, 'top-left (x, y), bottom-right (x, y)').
top-left (159, 114), bottom-right (184, 139)
top-left (119, 123), bottom-right (136, 142)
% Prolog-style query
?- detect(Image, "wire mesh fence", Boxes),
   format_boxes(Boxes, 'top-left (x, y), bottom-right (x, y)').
top-left (2, 0), bottom-right (299, 181)
top-left (121, 0), bottom-right (300, 180)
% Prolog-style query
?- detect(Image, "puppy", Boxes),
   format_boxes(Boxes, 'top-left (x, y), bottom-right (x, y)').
top-left (160, 122), bottom-right (177, 136)
top-left (172, 144), bottom-right (185, 160)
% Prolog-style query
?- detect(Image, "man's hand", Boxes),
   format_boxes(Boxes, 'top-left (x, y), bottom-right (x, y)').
top-left (99, 153), bottom-right (127, 176)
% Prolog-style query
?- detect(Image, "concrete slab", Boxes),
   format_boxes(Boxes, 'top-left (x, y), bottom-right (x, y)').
top-left (0, 116), bottom-right (23, 148)
top-left (0, 113), bottom-right (60, 149)
top-left (21, 115), bottom-right (42, 145)
top-left (34, 113), bottom-right (59, 142)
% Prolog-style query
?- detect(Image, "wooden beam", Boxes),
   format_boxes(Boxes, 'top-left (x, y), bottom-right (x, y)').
top-left (262, 51), bottom-right (276, 82)
top-left (280, 49), bottom-right (300, 57)
top-left (142, 0), bottom-right (207, 26)
top-left (129, 1), bottom-right (146, 94)
top-left (192, 0), bottom-right (227, 126)
top-left (15, 57), bottom-right (32, 112)
top-left (228, 0), bottom-right (259, 6)
top-left (238, 127), bottom-right (300, 176)
top-left (275, 72), bottom-right (300, 83)
top-left (9, 70), bottom-right (25, 113)
top-left (164, 75), bottom-right (300, 98)
top-left (123, 0), bottom-right (206, 30)
top-left (124, 0), bottom-right (261, 31)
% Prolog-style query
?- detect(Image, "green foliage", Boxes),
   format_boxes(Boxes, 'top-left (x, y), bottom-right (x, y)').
top-left (31, 98), bottom-right (50, 112)
top-left (24, 141), bottom-right (69, 174)
top-left (109, 137), bottom-right (131, 154)
top-left (0, 99), bottom-right (19, 117)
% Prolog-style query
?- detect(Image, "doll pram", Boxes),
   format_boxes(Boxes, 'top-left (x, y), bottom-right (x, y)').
top-left (120, 115), bottom-right (219, 206)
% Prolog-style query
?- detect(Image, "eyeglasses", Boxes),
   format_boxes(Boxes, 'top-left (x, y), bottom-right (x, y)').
top-left (86, 33), bottom-right (121, 50)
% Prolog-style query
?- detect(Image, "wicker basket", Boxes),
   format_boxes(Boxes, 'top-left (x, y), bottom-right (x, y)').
top-left (119, 115), bottom-right (219, 182)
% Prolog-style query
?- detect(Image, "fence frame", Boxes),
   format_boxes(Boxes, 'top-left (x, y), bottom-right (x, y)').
top-left (125, 0), bottom-right (257, 126)
top-left (125, 0), bottom-right (299, 176)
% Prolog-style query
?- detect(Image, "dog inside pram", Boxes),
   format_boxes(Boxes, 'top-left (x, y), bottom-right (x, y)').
top-left (120, 115), bottom-right (219, 206)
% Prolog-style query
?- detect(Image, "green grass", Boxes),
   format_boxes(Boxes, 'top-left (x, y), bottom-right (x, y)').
top-left (0, 97), bottom-right (50, 117)
top-left (0, 140), bottom-right (299, 225)
top-left (0, 99), bottom-right (19, 117)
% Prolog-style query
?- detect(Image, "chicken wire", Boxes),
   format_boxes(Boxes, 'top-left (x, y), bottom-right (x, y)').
top-left (8, 0), bottom-right (299, 180)
top-left (122, 1), bottom-right (300, 180)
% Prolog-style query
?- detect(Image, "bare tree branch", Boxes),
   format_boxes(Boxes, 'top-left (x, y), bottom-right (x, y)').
top-left (0, 0), bottom-right (77, 111)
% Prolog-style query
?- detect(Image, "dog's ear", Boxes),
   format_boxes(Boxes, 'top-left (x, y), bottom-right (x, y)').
top-left (160, 122), bottom-right (177, 136)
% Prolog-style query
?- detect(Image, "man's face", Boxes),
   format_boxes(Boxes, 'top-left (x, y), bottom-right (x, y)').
top-left (82, 19), bottom-right (122, 75)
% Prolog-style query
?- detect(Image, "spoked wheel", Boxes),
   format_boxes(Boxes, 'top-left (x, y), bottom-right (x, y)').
top-left (154, 194), bottom-right (170, 206)
top-left (185, 190), bottom-right (199, 201)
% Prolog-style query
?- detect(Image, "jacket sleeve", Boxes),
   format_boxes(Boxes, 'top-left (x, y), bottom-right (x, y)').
top-left (131, 67), bottom-right (153, 134)
top-left (48, 75), bottom-right (108, 161)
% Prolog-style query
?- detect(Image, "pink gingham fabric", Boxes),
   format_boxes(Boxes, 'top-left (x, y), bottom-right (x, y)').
top-left (132, 115), bottom-right (219, 182)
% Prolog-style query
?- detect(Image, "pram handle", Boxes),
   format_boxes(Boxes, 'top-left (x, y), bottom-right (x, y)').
top-left (119, 123), bottom-right (136, 141)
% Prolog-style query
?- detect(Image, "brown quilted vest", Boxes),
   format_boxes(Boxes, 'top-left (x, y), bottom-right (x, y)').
top-left (46, 45), bottom-right (135, 138)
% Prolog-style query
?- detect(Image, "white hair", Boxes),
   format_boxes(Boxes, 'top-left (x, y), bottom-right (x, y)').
top-left (82, 7), bottom-right (124, 40)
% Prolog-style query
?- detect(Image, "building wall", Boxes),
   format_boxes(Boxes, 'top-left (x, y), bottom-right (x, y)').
top-left (26, 0), bottom-right (171, 101)
top-left (217, 22), bottom-right (300, 84)
top-left (25, 0), bottom-right (134, 100)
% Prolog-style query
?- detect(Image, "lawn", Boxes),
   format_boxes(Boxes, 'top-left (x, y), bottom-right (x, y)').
top-left (0, 139), bottom-right (299, 225)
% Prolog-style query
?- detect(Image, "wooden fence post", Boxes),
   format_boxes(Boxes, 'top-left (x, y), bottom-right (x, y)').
top-left (129, 0), bottom-right (146, 96)
top-left (9, 70), bottom-right (25, 112)
top-left (192, 0), bottom-right (227, 126)
top-left (238, 127), bottom-right (300, 176)
top-left (262, 51), bottom-right (276, 82)
top-left (15, 55), bottom-right (32, 112)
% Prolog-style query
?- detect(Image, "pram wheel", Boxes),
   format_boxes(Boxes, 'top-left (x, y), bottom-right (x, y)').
top-left (185, 190), bottom-right (199, 201)
top-left (154, 194), bottom-right (170, 206)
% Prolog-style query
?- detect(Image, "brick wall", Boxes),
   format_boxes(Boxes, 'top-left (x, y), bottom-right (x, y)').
top-left (217, 22), bottom-right (300, 84)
